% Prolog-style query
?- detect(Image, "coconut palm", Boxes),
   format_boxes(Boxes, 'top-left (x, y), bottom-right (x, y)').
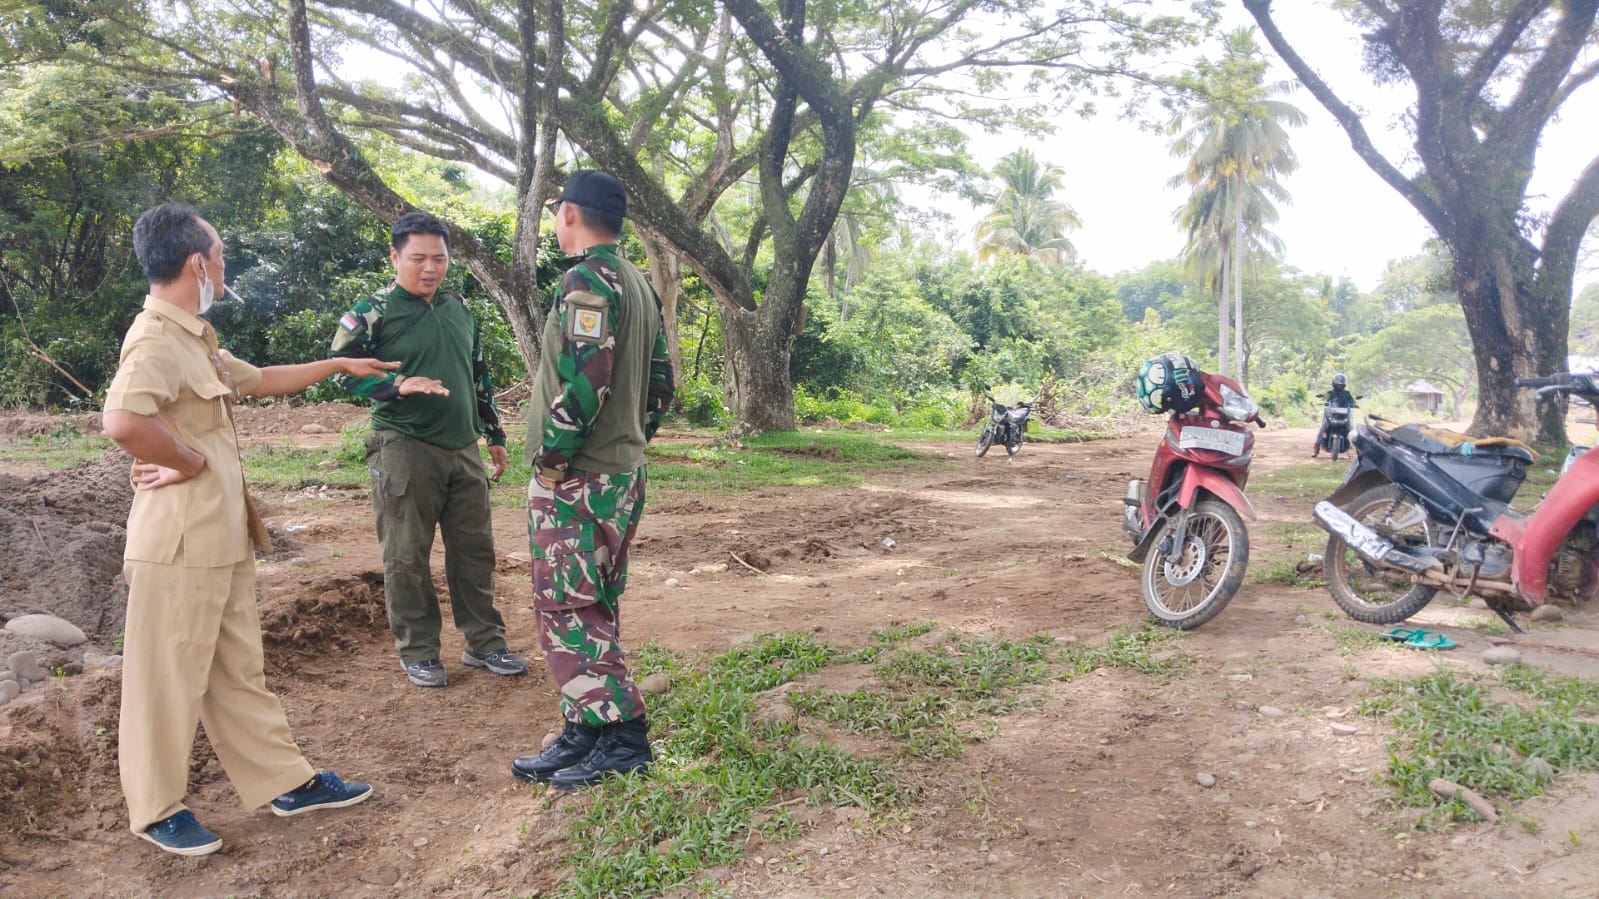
top-left (976, 150), bottom-right (1082, 267)
top-left (1170, 29), bottom-right (1305, 382)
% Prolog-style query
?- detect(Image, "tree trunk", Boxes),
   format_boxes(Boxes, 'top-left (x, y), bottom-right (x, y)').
top-left (1232, 183), bottom-right (1245, 384)
top-left (1455, 234), bottom-right (1569, 444)
top-left (721, 305), bottom-right (795, 433)
top-left (633, 227), bottom-right (685, 394)
top-left (1217, 248), bottom-right (1231, 375)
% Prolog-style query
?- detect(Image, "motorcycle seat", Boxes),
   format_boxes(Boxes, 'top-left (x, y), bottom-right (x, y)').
top-left (1369, 416), bottom-right (1537, 463)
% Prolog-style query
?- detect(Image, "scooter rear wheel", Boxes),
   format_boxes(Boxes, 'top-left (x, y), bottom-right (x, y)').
top-left (1141, 499), bottom-right (1249, 630)
top-left (1324, 485), bottom-right (1439, 623)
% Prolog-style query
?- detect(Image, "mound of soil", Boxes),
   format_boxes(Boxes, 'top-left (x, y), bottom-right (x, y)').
top-left (0, 453), bottom-right (134, 642)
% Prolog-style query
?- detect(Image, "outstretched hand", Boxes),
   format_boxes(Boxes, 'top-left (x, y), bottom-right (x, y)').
top-left (340, 358), bottom-right (402, 380)
top-left (397, 376), bottom-right (450, 397)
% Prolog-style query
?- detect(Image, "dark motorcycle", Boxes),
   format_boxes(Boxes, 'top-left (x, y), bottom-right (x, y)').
top-left (1313, 373), bottom-right (1599, 629)
top-left (1315, 394), bottom-right (1362, 461)
top-left (975, 397), bottom-right (1033, 458)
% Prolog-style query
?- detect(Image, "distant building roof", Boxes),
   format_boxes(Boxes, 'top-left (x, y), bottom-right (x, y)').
top-left (1404, 380), bottom-right (1444, 395)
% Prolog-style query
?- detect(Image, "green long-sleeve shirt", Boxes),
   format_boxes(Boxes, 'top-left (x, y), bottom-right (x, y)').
top-left (526, 244), bottom-right (673, 475)
top-left (331, 282), bottom-right (507, 451)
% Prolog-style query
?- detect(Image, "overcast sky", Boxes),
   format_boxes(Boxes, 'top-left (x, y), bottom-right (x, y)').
top-left (931, 2), bottom-right (1598, 292)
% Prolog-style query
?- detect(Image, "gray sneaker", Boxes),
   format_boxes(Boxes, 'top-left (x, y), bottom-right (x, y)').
top-left (462, 647), bottom-right (529, 676)
top-left (404, 659), bottom-right (447, 687)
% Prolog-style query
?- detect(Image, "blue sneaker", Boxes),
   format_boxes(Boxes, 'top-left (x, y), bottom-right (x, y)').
top-left (270, 771), bottom-right (374, 817)
top-left (139, 810), bottom-right (223, 856)
top-left (404, 659), bottom-right (448, 687)
top-left (462, 647), bottom-right (529, 676)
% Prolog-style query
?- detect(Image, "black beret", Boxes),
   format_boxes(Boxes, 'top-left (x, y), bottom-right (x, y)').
top-left (556, 170), bottom-right (627, 220)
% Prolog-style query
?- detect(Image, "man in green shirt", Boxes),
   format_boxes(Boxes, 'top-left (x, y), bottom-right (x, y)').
top-left (331, 211), bottom-right (526, 687)
top-left (510, 171), bottom-right (674, 790)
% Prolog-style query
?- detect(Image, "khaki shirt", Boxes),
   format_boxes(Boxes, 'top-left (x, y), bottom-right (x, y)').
top-left (104, 296), bottom-right (264, 567)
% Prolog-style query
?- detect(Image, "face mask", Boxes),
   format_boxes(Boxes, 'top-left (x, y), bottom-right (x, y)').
top-left (198, 270), bottom-right (215, 315)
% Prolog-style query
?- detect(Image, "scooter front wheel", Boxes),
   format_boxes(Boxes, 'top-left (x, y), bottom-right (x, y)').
top-left (1141, 499), bottom-right (1249, 630)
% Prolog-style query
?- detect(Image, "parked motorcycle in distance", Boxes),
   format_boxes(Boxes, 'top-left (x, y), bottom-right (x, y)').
top-left (1315, 393), bottom-right (1363, 461)
top-left (1313, 372), bottom-right (1599, 630)
top-left (1124, 354), bottom-right (1266, 629)
top-left (975, 396), bottom-right (1034, 458)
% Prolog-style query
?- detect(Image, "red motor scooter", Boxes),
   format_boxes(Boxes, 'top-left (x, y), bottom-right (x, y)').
top-left (1123, 358), bottom-right (1267, 629)
top-left (1313, 372), bottom-right (1599, 629)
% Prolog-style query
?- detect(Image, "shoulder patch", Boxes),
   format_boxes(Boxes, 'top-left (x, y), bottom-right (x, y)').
top-left (563, 290), bottom-right (610, 345)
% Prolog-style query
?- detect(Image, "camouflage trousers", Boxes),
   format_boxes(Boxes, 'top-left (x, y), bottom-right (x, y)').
top-left (527, 465), bottom-right (648, 726)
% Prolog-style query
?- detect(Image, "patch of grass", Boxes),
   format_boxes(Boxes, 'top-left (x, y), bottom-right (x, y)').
top-left (1312, 621), bottom-right (1389, 655)
top-left (791, 632), bottom-right (1055, 759)
top-left (0, 426), bottom-right (112, 469)
top-left (647, 430), bottom-right (937, 494)
top-left (554, 623), bottom-right (1184, 896)
top-left (562, 637), bottom-right (906, 898)
top-left (1359, 666), bottom-right (1599, 829)
top-left (1061, 625), bottom-right (1190, 677)
top-left (1254, 560), bottom-right (1324, 588)
top-left (1253, 461), bottom-right (1351, 505)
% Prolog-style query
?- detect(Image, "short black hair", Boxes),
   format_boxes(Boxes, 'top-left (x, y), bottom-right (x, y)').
top-left (391, 211), bottom-right (451, 251)
top-left (570, 204), bottom-right (623, 239)
top-left (132, 202), bottom-right (216, 284)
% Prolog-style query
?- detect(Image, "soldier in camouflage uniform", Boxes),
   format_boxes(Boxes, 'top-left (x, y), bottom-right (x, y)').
top-left (511, 171), bottom-right (674, 791)
top-left (331, 211), bottom-right (528, 688)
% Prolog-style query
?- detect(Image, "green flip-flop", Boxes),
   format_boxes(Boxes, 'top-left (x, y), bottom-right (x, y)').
top-left (1405, 630), bottom-right (1456, 650)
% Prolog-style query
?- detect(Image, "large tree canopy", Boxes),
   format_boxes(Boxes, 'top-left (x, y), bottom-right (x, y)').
top-left (1245, 0), bottom-right (1599, 445)
top-left (33, 0), bottom-right (1215, 432)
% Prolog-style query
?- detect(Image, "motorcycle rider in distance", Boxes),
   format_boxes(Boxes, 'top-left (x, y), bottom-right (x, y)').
top-left (1311, 373), bottom-right (1356, 459)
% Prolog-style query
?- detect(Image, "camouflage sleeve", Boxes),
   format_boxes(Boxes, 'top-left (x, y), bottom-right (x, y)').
top-left (330, 298), bottom-right (400, 401)
top-left (645, 292), bottom-right (674, 442)
top-left (536, 269), bottom-right (615, 474)
top-left (471, 312), bottom-right (508, 447)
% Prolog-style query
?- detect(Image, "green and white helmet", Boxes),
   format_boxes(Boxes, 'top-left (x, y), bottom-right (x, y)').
top-left (1137, 352), bottom-right (1201, 414)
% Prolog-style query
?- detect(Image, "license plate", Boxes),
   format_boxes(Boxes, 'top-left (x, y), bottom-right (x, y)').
top-left (1178, 425), bottom-right (1245, 455)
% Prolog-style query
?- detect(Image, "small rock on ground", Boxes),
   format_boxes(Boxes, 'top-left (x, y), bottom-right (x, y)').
top-left (0, 680), bottom-right (20, 705)
top-left (7, 650), bottom-right (43, 683)
top-left (4, 614), bottom-right (87, 648)
top-left (1259, 706), bottom-right (1287, 719)
top-left (360, 867), bottom-right (402, 886)
top-left (1530, 605), bottom-right (1565, 623)
top-left (1482, 646), bottom-right (1522, 666)
top-left (1196, 773), bottom-right (1216, 788)
top-left (1330, 723), bottom-right (1359, 736)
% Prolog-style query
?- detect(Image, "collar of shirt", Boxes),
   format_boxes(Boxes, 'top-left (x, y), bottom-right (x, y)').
top-left (142, 295), bottom-right (211, 340)
top-left (386, 281), bottom-right (452, 306)
top-left (558, 243), bottom-right (621, 269)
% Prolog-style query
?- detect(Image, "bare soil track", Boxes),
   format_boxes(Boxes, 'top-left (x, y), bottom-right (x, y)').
top-left (2, 406), bottom-right (1597, 898)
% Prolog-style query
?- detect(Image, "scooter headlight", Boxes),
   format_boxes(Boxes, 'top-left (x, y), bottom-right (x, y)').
top-left (1218, 383), bottom-right (1259, 423)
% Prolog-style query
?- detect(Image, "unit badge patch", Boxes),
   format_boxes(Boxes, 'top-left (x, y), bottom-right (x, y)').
top-left (573, 308), bottom-right (604, 339)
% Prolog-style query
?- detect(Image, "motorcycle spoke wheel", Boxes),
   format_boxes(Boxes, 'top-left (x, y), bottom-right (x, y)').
top-left (1005, 438), bottom-right (1021, 456)
top-left (1324, 485), bottom-right (1438, 623)
top-left (975, 427), bottom-right (994, 457)
top-left (1140, 500), bottom-right (1249, 630)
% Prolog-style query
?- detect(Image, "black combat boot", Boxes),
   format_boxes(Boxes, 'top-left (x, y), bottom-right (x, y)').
top-left (511, 721), bottom-right (603, 783)
top-left (549, 717), bottom-right (653, 791)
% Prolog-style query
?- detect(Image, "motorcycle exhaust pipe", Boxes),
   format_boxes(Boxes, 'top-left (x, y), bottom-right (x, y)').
top-left (1312, 501), bottom-right (1441, 575)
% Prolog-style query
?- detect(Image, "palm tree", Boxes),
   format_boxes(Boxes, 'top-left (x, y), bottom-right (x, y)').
top-left (976, 150), bottom-right (1082, 266)
top-left (1170, 29), bottom-right (1305, 382)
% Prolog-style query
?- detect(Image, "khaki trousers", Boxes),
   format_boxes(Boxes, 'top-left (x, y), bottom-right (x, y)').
top-left (120, 558), bottom-right (315, 833)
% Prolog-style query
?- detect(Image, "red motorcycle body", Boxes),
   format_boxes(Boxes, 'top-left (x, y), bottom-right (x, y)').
top-left (1126, 372), bottom-right (1261, 560)
top-left (1491, 447), bottom-right (1599, 604)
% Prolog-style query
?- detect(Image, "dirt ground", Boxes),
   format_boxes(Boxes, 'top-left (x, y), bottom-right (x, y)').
top-left (2, 404), bottom-right (1598, 898)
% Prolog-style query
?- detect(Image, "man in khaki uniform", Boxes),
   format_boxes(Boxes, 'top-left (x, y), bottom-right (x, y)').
top-left (102, 203), bottom-right (400, 856)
